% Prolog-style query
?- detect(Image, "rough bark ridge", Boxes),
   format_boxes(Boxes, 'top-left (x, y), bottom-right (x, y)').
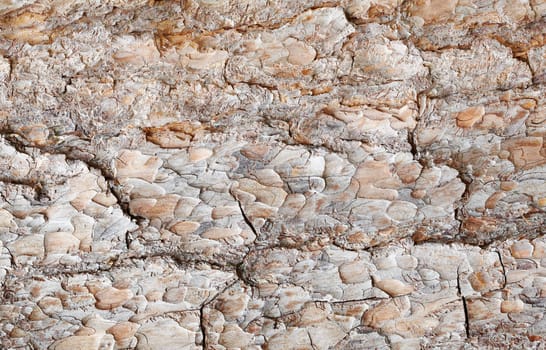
top-left (0, 1), bottom-right (545, 349)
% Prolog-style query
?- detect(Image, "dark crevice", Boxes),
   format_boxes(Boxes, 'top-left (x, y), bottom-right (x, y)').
top-left (308, 330), bottom-right (318, 350)
top-left (462, 296), bottom-right (470, 339)
top-left (457, 266), bottom-right (471, 339)
top-left (199, 305), bottom-right (207, 349)
top-left (38, 261), bottom-right (124, 277)
top-left (232, 197), bottom-right (263, 288)
top-left (314, 296), bottom-right (388, 304)
top-left (197, 279), bottom-right (239, 349)
top-left (125, 230), bottom-right (132, 250)
top-left (15, 242), bottom-right (241, 278)
top-left (0, 176), bottom-right (39, 189)
top-left (407, 126), bottom-right (420, 162)
top-left (452, 160), bottom-right (474, 241)
top-left (235, 248), bottom-right (255, 287)
top-left (496, 250), bottom-right (508, 289)
top-left (128, 243), bottom-right (244, 272)
top-left (3, 245), bottom-right (15, 268)
top-left (169, 251), bottom-right (238, 273)
top-left (237, 199), bottom-right (258, 237)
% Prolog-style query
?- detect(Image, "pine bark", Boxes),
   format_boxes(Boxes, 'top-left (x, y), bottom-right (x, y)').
top-left (0, 1), bottom-right (545, 349)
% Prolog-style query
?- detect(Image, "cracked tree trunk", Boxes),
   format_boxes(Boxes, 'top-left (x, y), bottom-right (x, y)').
top-left (0, 0), bottom-right (545, 349)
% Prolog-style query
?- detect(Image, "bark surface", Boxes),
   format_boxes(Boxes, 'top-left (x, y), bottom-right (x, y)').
top-left (0, 1), bottom-right (545, 349)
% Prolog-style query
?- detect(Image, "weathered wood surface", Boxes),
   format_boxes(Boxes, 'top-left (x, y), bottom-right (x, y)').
top-left (0, 1), bottom-right (545, 349)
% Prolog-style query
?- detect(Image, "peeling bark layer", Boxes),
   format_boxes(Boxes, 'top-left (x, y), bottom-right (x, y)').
top-left (0, 1), bottom-right (545, 349)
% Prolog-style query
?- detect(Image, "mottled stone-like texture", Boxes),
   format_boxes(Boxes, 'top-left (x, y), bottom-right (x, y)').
top-left (0, 1), bottom-right (545, 349)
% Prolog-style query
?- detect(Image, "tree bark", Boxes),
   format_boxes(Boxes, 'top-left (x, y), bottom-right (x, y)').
top-left (0, 1), bottom-right (545, 349)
